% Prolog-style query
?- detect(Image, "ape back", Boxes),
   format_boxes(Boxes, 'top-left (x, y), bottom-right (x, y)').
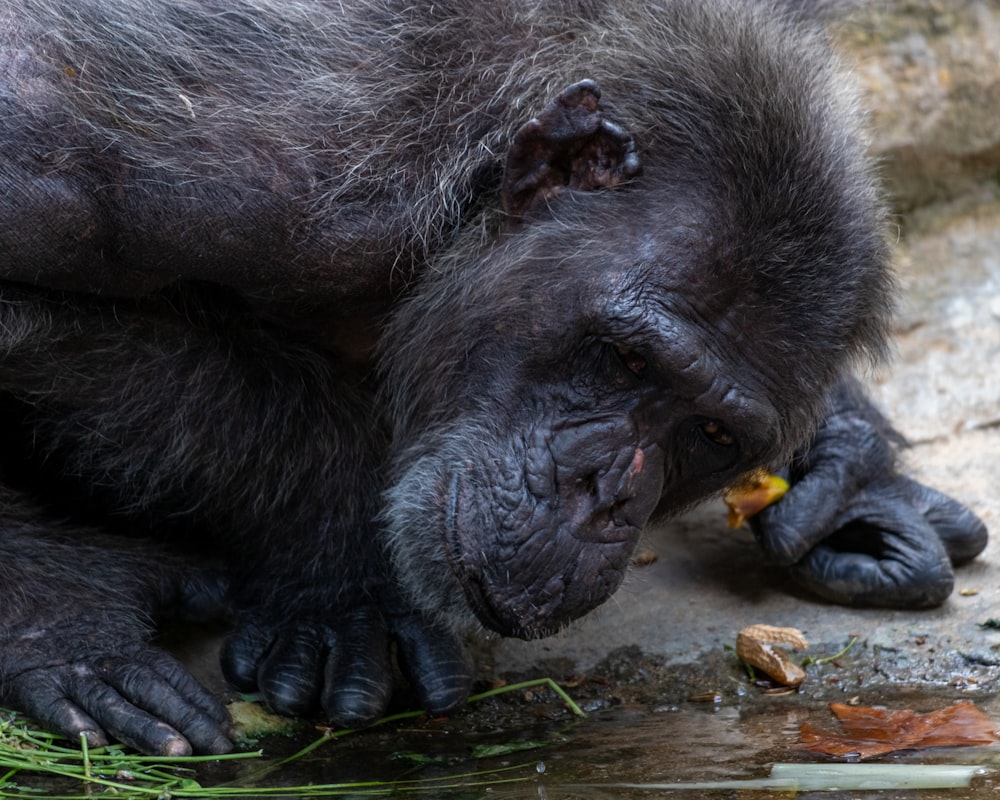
top-left (0, 1), bottom-right (888, 326)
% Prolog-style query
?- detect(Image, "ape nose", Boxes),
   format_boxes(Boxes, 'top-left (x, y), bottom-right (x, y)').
top-left (573, 448), bottom-right (642, 509)
top-left (557, 444), bottom-right (663, 542)
top-left (526, 420), bottom-right (664, 541)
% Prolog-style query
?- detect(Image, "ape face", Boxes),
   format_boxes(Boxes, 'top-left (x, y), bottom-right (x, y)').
top-left (383, 161), bottom-right (891, 638)
top-left (380, 34), bottom-right (893, 634)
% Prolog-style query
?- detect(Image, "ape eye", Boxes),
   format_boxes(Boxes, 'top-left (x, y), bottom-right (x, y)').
top-left (699, 420), bottom-right (734, 447)
top-left (614, 344), bottom-right (647, 378)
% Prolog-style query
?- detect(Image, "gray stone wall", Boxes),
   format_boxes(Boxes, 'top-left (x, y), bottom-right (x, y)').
top-left (842, 1), bottom-right (998, 539)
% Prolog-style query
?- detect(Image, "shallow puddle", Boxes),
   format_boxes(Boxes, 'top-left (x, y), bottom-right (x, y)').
top-left (8, 686), bottom-right (1000, 798)
top-left (201, 692), bottom-right (1000, 799)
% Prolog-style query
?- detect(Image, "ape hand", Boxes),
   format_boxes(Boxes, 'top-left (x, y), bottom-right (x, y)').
top-left (220, 603), bottom-right (471, 726)
top-left (0, 623), bottom-right (233, 756)
top-left (751, 384), bottom-right (988, 608)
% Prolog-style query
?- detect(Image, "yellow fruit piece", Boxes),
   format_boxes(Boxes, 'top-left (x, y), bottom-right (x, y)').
top-left (724, 471), bottom-right (790, 528)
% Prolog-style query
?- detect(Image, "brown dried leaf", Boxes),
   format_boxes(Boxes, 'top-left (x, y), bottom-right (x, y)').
top-left (736, 624), bottom-right (808, 686)
top-left (724, 471), bottom-right (789, 528)
top-left (795, 701), bottom-right (1000, 759)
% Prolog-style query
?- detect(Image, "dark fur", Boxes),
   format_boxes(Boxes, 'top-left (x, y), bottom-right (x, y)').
top-left (0, 0), bottom-right (985, 755)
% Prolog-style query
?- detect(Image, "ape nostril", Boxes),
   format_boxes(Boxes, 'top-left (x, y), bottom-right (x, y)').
top-left (577, 472), bottom-right (600, 497)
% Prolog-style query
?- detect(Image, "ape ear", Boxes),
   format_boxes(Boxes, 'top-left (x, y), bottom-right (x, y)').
top-left (501, 79), bottom-right (642, 220)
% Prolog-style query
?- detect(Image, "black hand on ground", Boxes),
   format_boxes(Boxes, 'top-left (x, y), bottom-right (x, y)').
top-left (221, 604), bottom-right (471, 726)
top-left (2, 640), bottom-right (232, 755)
top-left (752, 394), bottom-right (987, 608)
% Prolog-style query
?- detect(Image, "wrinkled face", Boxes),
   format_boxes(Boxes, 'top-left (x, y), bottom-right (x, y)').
top-left (379, 12), bottom-right (891, 639)
top-left (380, 187), bottom-right (850, 639)
top-left (423, 367), bottom-right (782, 639)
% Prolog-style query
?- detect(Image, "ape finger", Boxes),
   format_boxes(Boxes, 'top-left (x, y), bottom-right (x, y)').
top-left (751, 469), bottom-right (847, 566)
top-left (220, 617), bottom-right (273, 693)
top-left (111, 655), bottom-right (233, 754)
top-left (321, 607), bottom-right (393, 727)
top-left (66, 673), bottom-right (194, 756)
top-left (392, 612), bottom-right (471, 716)
top-left (255, 622), bottom-right (328, 717)
top-left (791, 491), bottom-right (954, 609)
top-left (752, 415), bottom-right (893, 566)
top-left (8, 674), bottom-right (109, 749)
top-left (904, 478), bottom-right (989, 565)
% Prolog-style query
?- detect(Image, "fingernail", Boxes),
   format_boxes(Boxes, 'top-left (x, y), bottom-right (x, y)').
top-left (163, 738), bottom-right (193, 757)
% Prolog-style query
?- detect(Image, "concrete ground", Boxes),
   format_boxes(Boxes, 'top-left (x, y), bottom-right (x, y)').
top-left (484, 189), bottom-right (1000, 696)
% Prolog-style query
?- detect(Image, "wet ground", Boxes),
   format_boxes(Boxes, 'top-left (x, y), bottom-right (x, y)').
top-left (243, 689), bottom-right (1000, 799)
top-left (19, 679), bottom-right (1000, 798)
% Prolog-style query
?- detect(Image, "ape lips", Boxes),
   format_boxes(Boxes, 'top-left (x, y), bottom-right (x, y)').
top-left (445, 434), bottom-right (662, 638)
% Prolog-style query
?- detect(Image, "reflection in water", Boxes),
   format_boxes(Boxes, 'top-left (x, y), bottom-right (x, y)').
top-left (210, 694), bottom-right (1000, 799)
top-left (8, 691), bottom-right (1000, 798)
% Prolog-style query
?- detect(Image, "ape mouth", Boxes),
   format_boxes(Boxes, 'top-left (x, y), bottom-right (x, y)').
top-left (463, 573), bottom-right (560, 640)
top-left (443, 473), bottom-right (529, 637)
top-left (444, 472), bottom-right (639, 640)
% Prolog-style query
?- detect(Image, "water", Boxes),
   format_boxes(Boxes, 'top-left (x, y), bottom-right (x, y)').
top-left (209, 694), bottom-right (1000, 798)
top-left (7, 688), bottom-right (1000, 798)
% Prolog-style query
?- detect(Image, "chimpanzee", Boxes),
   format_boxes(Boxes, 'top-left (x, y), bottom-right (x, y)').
top-left (0, 0), bottom-right (988, 756)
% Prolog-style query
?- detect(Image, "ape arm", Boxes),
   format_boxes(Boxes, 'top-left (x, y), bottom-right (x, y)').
top-left (751, 377), bottom-right (988, 608)
top-left (0, 285), bottom-right (472, 751)
top-left (0, 499), bottom-right (233, 755)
